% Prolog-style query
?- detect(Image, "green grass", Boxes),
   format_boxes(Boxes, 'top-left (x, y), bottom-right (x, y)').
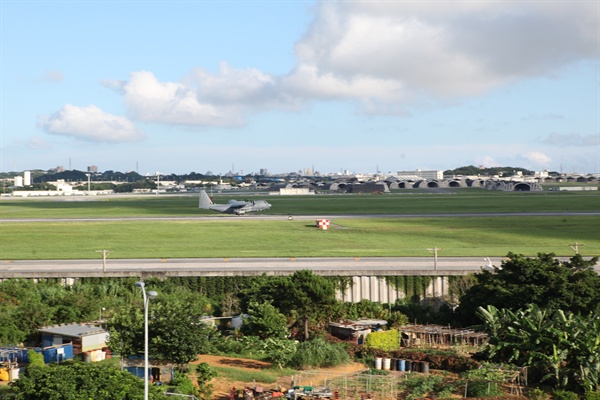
top-left (1, 216), bottom-right (598, 259)
top-left (0, 189), bottom-right (598, 218)
top-left (210, 365), bottom-right (296, 384)
top-left (1, 190), bottom-right (598, 259)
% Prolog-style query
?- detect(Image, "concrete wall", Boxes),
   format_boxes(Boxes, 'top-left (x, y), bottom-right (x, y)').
top-left (336, 276), bottom-right (449, 303)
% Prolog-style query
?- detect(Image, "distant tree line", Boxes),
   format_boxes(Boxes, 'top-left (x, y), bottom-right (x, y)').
top-left (444, 165), bottom-right (544, 177)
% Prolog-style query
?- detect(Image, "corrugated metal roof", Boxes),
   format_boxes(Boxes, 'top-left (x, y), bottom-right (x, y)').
top-left (38, 323), bottom-right (107, 338)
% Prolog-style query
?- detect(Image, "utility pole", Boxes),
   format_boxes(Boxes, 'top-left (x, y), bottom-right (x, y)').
top-left (96, 250), bottom-right (112, 272)
top-left (569, 242), bottom-right (584, 254)
top-left (426, 247), bottom-right (443, 271)
top-left (426, 247), bottom-right (443, 298)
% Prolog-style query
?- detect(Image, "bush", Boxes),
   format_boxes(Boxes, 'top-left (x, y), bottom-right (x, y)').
top-left (529, 388), bottom-right (549, 400)
top-left (585, 391), bottom-right (600, 400)
top-left (364, 329), bottom-right (399, 352)
top-left (288, 338), bottom-right (351, 369)
top-left (553, 390), bottom-right (580, 400)
top-left (465, 380), bottom-right (502, 398)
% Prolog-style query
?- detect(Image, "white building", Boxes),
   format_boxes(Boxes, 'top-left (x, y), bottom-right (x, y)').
top-left (396, 170), bottom-right (443, 180)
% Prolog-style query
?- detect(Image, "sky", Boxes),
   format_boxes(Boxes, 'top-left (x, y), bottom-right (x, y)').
top-left (1, 1), bottom-right (599, 176)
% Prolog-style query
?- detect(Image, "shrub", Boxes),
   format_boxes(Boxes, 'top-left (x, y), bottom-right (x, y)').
top-left (364, 329), bottom-right (399, 352)
top-left (288, 338), bottom-right (351, 369)
top-left (529, 388), bottom-right (549, 400)
top-left (553, 390), bottom-right (580, 400)
top-left (585, 391), bottom-right (600, 400)
top-left (465, 380), bottom-right (502, 398)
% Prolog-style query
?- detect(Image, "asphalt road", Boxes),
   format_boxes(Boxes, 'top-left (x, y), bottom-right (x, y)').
top-left (2, 256), bottom-right (597, 279)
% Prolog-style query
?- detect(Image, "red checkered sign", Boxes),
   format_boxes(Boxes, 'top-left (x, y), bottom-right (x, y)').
top-left (316, 219), bottom-right (330, 230)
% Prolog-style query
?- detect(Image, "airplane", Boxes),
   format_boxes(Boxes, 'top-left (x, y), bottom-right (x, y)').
top-left (199, 190), bottom-right (272, 215)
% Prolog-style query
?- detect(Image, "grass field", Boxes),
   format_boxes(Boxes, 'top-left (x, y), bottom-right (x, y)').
top-left (1, 190), bottom-right (598, 259)
top-left (1, 189), bottom-right (599, 218)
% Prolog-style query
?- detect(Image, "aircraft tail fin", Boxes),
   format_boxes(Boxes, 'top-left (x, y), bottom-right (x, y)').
top-left (199, 190), bottom-right (213, 209)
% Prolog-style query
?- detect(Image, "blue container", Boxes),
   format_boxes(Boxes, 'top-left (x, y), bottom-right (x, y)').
top-left (398, 359), bottom-right (405, 372)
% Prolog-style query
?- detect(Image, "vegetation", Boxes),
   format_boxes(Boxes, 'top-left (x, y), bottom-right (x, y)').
top-left (8, 362), bottom-right (169, 399)
top-left (457, 253), bottom-right (600, 326)
top-left (288, 338), bottom-right (351, 369)
top-left (2, 189), bottom-right (599, 218)
top-left (1, 215), bottom-right (598, 259)
top-left (478, 304), bottom-right (599, 394)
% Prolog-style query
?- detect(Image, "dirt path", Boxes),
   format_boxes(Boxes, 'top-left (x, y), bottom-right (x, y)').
top-left (192, 355), bottom-right (367, 400)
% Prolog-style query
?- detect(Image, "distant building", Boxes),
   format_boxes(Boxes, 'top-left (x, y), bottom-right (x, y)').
top-left (87, 165), bottom-right (98, 173)
top-left (23, 171), bottom-right (31, 186)
top-left (396, 170), bottom-right (443, 180)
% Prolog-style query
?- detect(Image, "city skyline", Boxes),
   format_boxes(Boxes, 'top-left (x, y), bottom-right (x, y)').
top-left (1, 1), bottom-right (598, 175)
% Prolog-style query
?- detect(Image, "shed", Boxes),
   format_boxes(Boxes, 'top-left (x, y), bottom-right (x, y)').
top-left (37, 323), bottom-right (109, 357)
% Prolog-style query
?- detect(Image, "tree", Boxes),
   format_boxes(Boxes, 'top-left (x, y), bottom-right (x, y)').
top-left (283, 270), bottom-right (337, 340)
top-left (106, 297), bottom-right (214, 367)
top-left (243, 301), bottom-right (289, 339)
top-left (457, 253), bottom-right (600, 326)
top-left (10, 363), bottom-right (169, 400)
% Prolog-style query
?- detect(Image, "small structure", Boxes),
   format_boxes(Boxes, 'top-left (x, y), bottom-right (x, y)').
top-left (329, 319), bottom-right (387, 343)
top-left (122, 357), bottom-right (175, 384)
top-left (37, 323), bottom-right (109, 361)
top-left (398, 324), bottom-right (488, 348)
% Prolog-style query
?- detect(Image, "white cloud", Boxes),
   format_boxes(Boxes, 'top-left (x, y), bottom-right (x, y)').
top-left (119, 70), bottom-right (244, 127)
top-left (285, 1), bottom-right (598, 113)
top-left (40, 104), bottom-right (144, 143)
top-left (64, 2), bottom-right (599, 131)
top-left (539, 132), bottom-right (599, 147)
top-left (519, 151), bottom-right (552, 168)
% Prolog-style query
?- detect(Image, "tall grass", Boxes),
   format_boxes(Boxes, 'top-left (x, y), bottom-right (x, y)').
top-left (288, 338), bottom-right (351, 369)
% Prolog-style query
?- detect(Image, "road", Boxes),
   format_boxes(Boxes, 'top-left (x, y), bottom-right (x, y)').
top-left (1, 256), bottom-right (597, 279)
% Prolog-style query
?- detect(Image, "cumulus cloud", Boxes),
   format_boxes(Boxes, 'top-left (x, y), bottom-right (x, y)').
top-left (283, 1), bottom-right (597, 113)
top-left (72, 2), bottom-right (599, 129)
top-left (40, 104), bottom-right (144, 143)
top-left (114, 70), bottom-right (247, 127)
top-left (539, 132), bottom-right (599, 147)
top-left (519, 151), bottom-right (552, 168)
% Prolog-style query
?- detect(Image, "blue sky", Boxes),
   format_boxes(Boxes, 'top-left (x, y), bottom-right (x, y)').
top-left (1, 1), bottom-right (598, 176)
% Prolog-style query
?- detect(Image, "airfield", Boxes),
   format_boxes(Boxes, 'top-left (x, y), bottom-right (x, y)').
top-left (1, 189), bottom-right (599, 283)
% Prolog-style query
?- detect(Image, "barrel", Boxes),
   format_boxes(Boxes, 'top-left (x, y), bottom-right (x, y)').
top-left (383, 358), bottom-right (391, 371)
top-left (405, 360), bottom-right (412, 372)
top-left (398, 359), bottom-right (406, 372)
top-left (374, 357), bottom-right (382, 370)
top-left (390, 358), bottom-right (397, 371)
top-left (421, 361), bottom-right (430, 374)
top-left (412, 361), bottom-right (421, 372)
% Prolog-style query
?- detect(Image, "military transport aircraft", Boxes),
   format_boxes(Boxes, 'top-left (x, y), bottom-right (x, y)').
top-left (199, 190), bottom-right (272, 215)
